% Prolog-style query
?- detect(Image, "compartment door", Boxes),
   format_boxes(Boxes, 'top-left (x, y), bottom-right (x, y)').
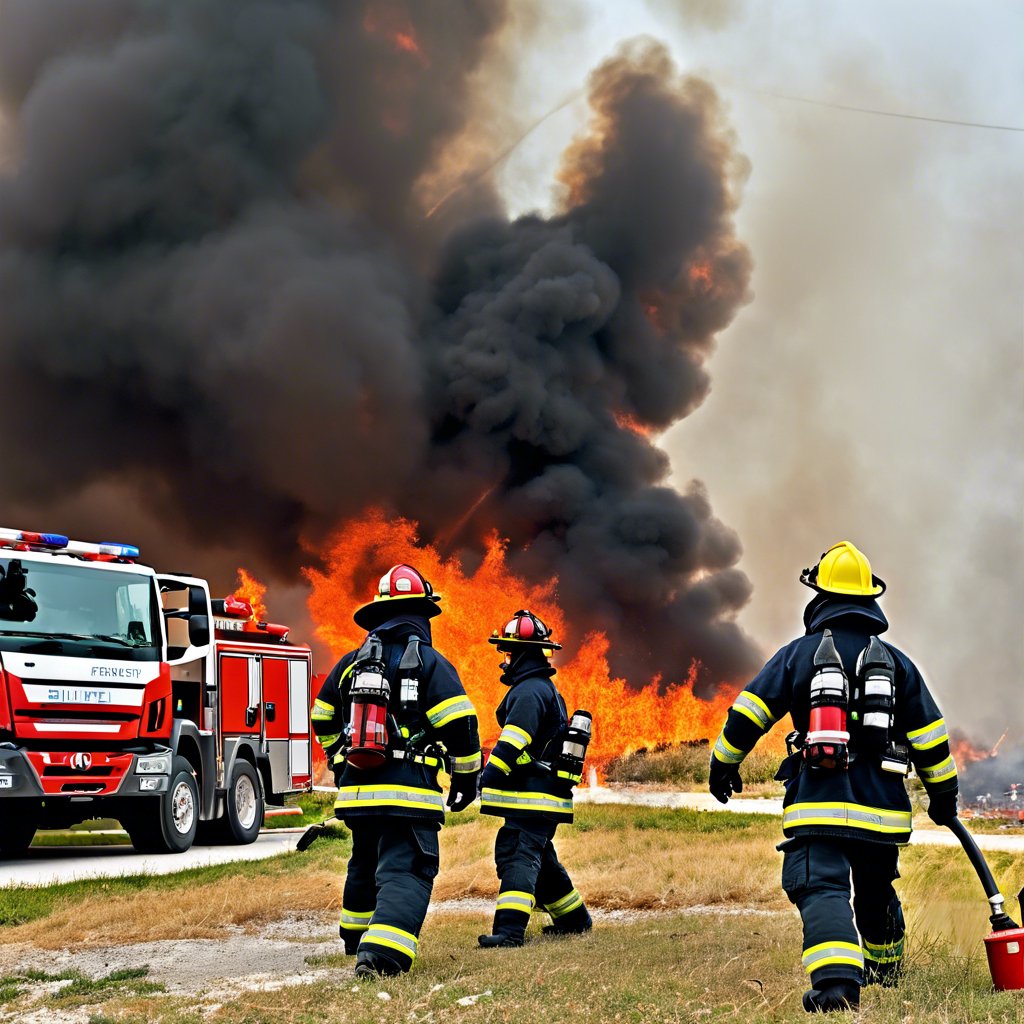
top-left (261, 657), bottom-right (290, 793)
top-left (219, 654), bottom-right (260, 737)
top-left (288, 658), bottom-right (312, 789)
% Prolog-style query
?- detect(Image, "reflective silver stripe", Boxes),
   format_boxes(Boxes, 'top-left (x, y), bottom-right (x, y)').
top-left (498, 724), bottom-right (531, 750)
top-left (713, 732), bottom-right (745, 764)
top-left (802, 941), bottom-right (864, 972)
top-left (496, 891), bottom-right (536, 914)
top-left (425, 696), bottom-right (475, 728)
top-left (311, 698), bottom-right (335, 721)
top-left (340, 909), bottom-right (373, 931)
top-left (450, 752), bottom-right (482, 773)
top-left (906, 718), bottom-right (948, 751)
top-left (545, 888), bottom-right (583, 917)
top-left (919, 756), bottom-right (957, 784)
top-left (334, 785), bottom-right (445, 812)
top-left (783, 802), bottom-right (912, 834)
top-left (360, 924), bottom-right (419, 960)
top-left (863, 937), bottom-right (904, 963)
top-left (733, 691), bottom-right (774, 731)
top-left (480, 788), bottom-right (572, 814)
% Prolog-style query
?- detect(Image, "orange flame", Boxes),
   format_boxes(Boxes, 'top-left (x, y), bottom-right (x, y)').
top-left (951, 734), bottom-right (991, 767)
top-left (362, 4), bottom-right (430, 68)
top-left (688, 260), bottom-right (714, 292)
top-left (305, 509), bottom-right (744, 761)
top-left (613, 410), bottom-right (653, 437)
top-left (232, 568), bottom-right (267, 622)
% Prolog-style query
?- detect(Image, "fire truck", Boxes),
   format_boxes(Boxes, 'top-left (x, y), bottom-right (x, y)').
top-left (0, 528), bottom-right (313, 855)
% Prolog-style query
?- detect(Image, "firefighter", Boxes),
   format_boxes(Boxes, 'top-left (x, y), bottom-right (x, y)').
top-left (709, 541), bottom-right (959, 1013)
top-left (477, 610), bottom-right (593, 948)
top-left (311, 564), bottom-right (481, 979)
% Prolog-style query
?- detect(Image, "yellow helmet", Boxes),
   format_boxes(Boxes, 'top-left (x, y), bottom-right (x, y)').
top-left (800, 541), bottom-right (886, 597)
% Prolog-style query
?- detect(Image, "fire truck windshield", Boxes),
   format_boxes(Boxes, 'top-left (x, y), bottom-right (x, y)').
top-left (0, 557), bottom-right (160, 661)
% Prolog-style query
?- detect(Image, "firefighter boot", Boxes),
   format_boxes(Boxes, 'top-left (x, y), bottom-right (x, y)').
top-left (542, 904), bottom-right (593, 936)
top-left (801, 981), bottom-right (860, 1013)
top-left (477, 933), bottom-right (523, 948)
top-left (355, 950), bottom-right (404, 979)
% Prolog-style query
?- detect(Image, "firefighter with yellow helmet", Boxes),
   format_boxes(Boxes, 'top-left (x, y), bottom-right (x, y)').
top-left (709, 542), bottom-right (959, 1013)
top-left (311, 565), bottom-right (481, 978)
top-left (477, 610), bottom-right (593, 947)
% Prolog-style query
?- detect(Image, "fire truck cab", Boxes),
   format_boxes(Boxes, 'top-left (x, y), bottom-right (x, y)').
top-left (0, 528), bottom-right (312, 855)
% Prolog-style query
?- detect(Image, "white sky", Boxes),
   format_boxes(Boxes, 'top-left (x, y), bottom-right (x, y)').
top-left (492, 0), bottom-right (1024, 741)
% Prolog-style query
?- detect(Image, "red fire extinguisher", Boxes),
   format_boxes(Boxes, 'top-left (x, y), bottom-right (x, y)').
top-left (946, 818), bottom-right (1024, 990)
top-left (346, 636), bottom-right (391, 770)
top-left (804, 629), bottom-right (850, 770)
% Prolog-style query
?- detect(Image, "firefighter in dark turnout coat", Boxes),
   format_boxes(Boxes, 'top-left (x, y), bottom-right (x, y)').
top-left (709, 542), bottom-right (959, 1013)
top-left (311, 565), bottom-right (481, 978)
top-left (477, 610), bottom-right (592, 947)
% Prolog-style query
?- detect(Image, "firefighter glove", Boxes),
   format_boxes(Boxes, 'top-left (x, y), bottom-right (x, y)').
top-left (478, 760), bottom-right (508, 794)
top-left (446, 769), bottom-right (479, 812)
top-left (708, 757), bottom-right (743, 804)
top-left (926, 789), bottom-right (958, 825)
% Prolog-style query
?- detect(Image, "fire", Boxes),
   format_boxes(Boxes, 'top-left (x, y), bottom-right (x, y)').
top-left (304, 509), bottom-right (743, 762)
top-left (950, 733), bottom-right (992, 767)
top-left (362, 4), bottom-right (430, 68)
top-left (232, 568), bottom-right (267, 621)
top-left (613, 409), bottom-right (653, 437)
top-left (688, 260), bottom-right (714, 292)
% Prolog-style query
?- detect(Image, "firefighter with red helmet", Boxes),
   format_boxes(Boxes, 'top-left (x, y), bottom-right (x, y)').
top-left (311, 565), bottom-right (481, 978)
top-left (709, 542), bottom-right (959, 1013)
top-left (477, 610), bottom-right (593, 948)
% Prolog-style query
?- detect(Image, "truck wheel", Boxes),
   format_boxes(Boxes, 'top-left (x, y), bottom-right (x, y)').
top-left (0, 819), bottom-right (36, 857)
top-left (221, 760), bottom-right (264, 845)
top-left (126, 757), bottom-right (199, 854)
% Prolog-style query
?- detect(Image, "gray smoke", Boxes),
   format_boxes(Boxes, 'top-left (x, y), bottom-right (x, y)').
top-left (0, 3), bottom-right (760, 688)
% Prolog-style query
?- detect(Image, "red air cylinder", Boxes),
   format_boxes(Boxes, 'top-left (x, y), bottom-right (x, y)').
top-left (985, 928), bottom-right (1024, 991)
top-left (805, 629), bottom-right (850, 770)
top-left (348, 700), bottom-right (389, 769)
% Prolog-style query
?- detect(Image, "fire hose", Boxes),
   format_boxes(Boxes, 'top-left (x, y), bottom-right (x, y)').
top-left (946, 816), bottom-right (1024, 989)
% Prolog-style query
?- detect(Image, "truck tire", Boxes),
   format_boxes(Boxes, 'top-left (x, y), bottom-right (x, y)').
top-left (220, 759), bottom-right (264, 845)
top-left (0, 818), bottom-right (36, 857)
top-left (125, 757), bottom-right (199, 854)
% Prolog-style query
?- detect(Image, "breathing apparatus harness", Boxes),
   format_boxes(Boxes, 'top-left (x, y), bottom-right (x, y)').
top-left (781, 630), bottom-right (909, 779)
top-left (339, 633), bottom-right (448, 773)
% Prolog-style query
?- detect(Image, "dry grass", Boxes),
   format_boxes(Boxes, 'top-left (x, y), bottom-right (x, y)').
top-left (606, 742), bottom-right (783, 791)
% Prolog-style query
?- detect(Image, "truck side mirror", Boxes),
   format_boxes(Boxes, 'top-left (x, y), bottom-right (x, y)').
top-left (188, 614), bottom-right (210, 647)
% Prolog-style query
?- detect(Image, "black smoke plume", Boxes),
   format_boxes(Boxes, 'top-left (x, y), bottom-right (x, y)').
top-left (0, 2), bottom-right (760, 688)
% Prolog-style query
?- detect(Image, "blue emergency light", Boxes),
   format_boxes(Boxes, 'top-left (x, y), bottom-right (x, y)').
top-left (0, 528), bottom-right (69, 549)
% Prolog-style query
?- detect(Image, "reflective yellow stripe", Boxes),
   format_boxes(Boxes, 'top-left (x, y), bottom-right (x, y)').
top-left (450, 752), bottom-right (482, 773)
top-left (713, 731), bottom-right (745, 764)
top-left (803, 940), bottom-right (864, 973)
top-left (360, 923), bottom-right (419, 960)
top-left (732, 691), bottom-right (775, 731)
top-left (334, 784), bottom-right (445, 813)
top-left (481, 787), bottom-right (572, 815)
top-left (919, 755), bottom-right (957, 784)
top-left (545, 888), bottom-right (583, 918)
top-left (557, 770), bottom-right (583, 783)
top-left (906, 717), bottom-right (948, 751)
top-left (863, 937), bottom-right (904, 963)
top-left (784, 801), bottom-right (912, 835)
top-left (498, 724), bottom-right (532, 749)
top-left (425, 695), bottom-right (476, 728)
top-left (339, 908), bottom-right (373, 932)
top-left (488, 754), bottom-right (511, 774)
top-left (316, 732), bottom-right (341, 749)
top-left (516, 749), bottom-right (533, 765)
top-left (496, 890), bottom-right (536, 914)
top-left (311, 698), bottom-right (335, 721)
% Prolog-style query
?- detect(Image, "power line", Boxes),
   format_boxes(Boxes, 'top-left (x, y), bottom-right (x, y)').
top-left (759, 89), bottom-right (1024, 133)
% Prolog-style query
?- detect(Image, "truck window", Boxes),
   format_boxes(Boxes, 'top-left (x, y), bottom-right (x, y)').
top-left (0, 558), bottom-right (161, 661)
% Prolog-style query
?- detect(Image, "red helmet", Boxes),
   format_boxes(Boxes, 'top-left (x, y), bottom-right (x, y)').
top-left (353, 564), bottom-right (442, 630)
top-left (488, 609), bottom-right (562, 650)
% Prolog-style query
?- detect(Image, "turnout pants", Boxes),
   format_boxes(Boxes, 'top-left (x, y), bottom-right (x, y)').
top-left (338, 817), bottom-right (441, 973)
top-left (781, 837), bottom-right (905, 990)
top-left (491, 817), bottom-right (589, 940)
